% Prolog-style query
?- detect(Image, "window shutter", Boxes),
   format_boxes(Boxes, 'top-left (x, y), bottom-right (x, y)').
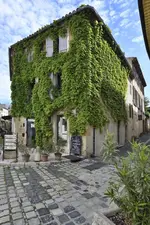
top-left (46, 38), bottom-right (53, 57)
top-left (59, 30), bottom-right (69, 52)
top-left (27, 50), bottom-right (33, 62)
top-left (50, 73), bottom-right (53, 82)
top-left (35, 77), bottom-right (39, 84)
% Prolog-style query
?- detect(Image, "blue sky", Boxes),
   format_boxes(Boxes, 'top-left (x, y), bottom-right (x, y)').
top-left (0, 0), bottom-right (150, 104)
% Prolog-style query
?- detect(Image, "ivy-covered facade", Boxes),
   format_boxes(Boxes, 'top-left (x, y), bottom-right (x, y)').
top-left (9, 5), bottom-right (131, 155)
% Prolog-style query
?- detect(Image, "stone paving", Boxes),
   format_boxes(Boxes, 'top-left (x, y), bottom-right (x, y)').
top-left (0, 160), bottom-right (116, 225)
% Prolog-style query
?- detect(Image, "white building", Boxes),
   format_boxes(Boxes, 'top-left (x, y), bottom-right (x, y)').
top-left (0, 105), bottom-right (9, 118)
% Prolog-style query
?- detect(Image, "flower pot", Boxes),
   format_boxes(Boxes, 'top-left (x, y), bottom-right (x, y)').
top-left (22, 154), bottom-right (30, 162)
top-left (41, 154), bottom-right (48, 162)
top-left (34, 146), bottom-right (41, 162)
top-left (34, 151), bottom-right (41, 162)
top-left (55, 152), bottom-right (62, 160)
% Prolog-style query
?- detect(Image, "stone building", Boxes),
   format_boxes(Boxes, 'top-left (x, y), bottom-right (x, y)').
top-left (9, 5), bottom-right (147, 156)
top-left (126, 57), bottom-right (146, 140)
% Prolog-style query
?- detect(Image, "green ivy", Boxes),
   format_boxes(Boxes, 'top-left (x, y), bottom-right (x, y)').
top-left (11, 10), bottom-right (129, 148)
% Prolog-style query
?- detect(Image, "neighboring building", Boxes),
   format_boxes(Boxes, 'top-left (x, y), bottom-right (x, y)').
top-left (9, 5), bottom-right (147, 156)
top-left (138, 0), bottom-right (150, 58)
top-left (0, 105), bottom-right (9, 118)
top-left (126, 57), bottom-right (147, 140)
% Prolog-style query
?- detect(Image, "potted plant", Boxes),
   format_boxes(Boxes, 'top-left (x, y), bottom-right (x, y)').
top-left (40, 138), bottom-right (54, 162)
top-left (19, 142), bottom-right (30, 162)
top-left (55, 137), bottom-right (66, 160)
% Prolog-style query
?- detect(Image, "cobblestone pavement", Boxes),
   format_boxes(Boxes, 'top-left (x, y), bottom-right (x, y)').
top-left (0, 160), bottom-right (116, 225)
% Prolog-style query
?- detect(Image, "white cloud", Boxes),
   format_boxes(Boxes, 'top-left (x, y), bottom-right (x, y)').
top-left (120, 18), bottom-right (129, 27)
top-left (132, 35), bottom-right (143, 43)
top-left (109, 10), bottom-right (115, 16)
top-left (120, 9), bottom-right (130, 18)
top-left (124, 22), bottom-right (133, 28)
top-left (120, 2), bottom-right (129, 8)
top-left (114, 32), bottom-right (119, 36)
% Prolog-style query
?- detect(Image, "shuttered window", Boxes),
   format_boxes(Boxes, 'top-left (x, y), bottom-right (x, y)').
top-left (59, 30), bottom-right (69, 52)
top-left (27, 50), bottom-right (33, 62)
top-left (129, 104), bottom-right (133, 118)
top-left (46, 38), bottom-right (53, 57)
top-left (35, 77), bottom-right (39, 84)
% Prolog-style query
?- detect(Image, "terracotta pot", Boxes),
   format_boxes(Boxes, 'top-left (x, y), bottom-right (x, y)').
top-left (41, 154), bottom-right (48, 162)
top-left (22, 154), bottom-right (30, 162)
top-left (55, 152), bottom-right (62, 160)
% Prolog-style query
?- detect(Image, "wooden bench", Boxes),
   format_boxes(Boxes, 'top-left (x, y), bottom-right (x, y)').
top-left (3, 134), bottom-right (18, 161)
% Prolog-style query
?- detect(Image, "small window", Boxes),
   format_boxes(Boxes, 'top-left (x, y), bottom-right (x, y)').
top-left (40, 41), bottom-right (46, 52)
top-left (22, 133), bottom-right (25, 137)
top-left (62, 118), bottom-right (67, 133)
top-left (56, 72), bottom-right (62, 90)
top-left (129, 104), bottom-right (133, 118)
top-left (130, 85), bottom-right (132, 95)
top-left (23, 123), bottom-right (25, 127)
top-left (59, 30), bottom-right (69, 53)
top-left (27, 50), bottom-right (33, 62)
top-left (49, 73), bottom-right (57, 86)
top-left (46, 38), bottom-right (53, 57)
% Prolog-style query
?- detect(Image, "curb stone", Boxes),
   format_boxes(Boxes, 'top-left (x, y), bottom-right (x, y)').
top-left (92, 212), bottom-right (115, 225)
top-left (0, 159), bottom-right (70, 167)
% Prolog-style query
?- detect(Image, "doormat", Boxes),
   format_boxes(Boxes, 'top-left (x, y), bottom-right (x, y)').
top-left (63, 155), bottom-right (84, 162)
top-left (83, 162), bottom-right (106, 171)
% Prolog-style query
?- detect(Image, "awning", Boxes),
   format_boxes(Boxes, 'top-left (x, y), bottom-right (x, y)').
top-left (138, 0), bottom-right (150, 58)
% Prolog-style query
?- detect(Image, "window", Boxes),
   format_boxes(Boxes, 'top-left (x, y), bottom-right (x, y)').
top-left (133, 87), bottom-right (135, 104)
top-left (138, 94), bottom-right (141, 109)
top-left (27, 50), bottom-right (33, 62)
top-left (27, 80), bottom-right (35, 102)
top-left (129, 104), bottom-right (133, 118)
top-left (62, 117), bottom-right (67, 134)
top-left (46, 38), bottom-right (53, 57)
top-left (57, 72), bottom-right (62, 90)
top-left (138, 115), bottom-right (142, 120)
top-left (130, 85), bottom-right (132, 95)
top-left (40, 41), bottom-right (46, 52)
top-left (59, 30), bottom-right (69, 52)
top-left (133, 87), bottom-right (138, 106)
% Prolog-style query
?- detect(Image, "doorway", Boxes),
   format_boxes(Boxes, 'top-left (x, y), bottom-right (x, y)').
top-left (27, 119), bottom-right (35, 147)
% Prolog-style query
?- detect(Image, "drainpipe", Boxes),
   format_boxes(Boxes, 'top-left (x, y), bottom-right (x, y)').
top-left (92, 127), bottom-right (96, 157)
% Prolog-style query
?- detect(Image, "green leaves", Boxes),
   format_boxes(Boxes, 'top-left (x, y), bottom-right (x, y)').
top-left (106, 142), bottom-right (150, 225)
top-left (102, 131), bottom-right (119, 163)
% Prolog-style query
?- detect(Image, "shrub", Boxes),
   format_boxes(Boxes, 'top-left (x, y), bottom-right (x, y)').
top-left (102, 131), bottom-right (119, 163)
top-left (105, 141), bottom-right (150, 225)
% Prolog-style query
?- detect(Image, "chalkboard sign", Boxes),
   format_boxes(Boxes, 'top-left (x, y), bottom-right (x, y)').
top-left (70, 136), bottom-right (82, 155)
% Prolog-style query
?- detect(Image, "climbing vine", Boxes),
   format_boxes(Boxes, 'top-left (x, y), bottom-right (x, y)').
top-left (11, 8), bottom-right (129, 147)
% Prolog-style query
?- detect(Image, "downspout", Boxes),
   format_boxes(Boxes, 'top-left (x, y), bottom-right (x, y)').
top-left (92, 127), bottom-right (96, 157)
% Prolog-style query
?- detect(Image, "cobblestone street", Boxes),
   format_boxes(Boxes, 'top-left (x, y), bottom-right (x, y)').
top-left (0, 160), bottom-right (116, 225)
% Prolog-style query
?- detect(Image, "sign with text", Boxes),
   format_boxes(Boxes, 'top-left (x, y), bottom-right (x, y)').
top-left (70, 136), bottom-right (82, 155)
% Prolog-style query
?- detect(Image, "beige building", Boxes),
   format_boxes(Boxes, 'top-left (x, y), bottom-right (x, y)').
top-left (126, 57), bottom-right (146, 141)
top-left (10, 6), bottom-right (147, 157)
top-left (12, 56), bottom-right (147, 156)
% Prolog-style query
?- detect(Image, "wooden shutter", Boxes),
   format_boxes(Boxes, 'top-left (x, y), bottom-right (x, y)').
top-left (59, 30), bottom-right (69, 53)
top-left (46, 38), bottom-right (53, 57)
top-left (59, 36), bottom-right (67, 52)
